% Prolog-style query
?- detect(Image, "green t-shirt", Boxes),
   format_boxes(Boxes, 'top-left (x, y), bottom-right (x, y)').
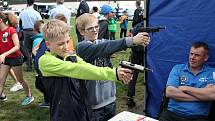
top-left (108, 18), bottom-right (117, 32)
top-left (39, 51), bottom-right (118, 81)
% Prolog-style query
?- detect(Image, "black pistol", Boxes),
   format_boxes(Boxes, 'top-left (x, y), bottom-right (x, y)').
top-left (120, 61), bottom-right (153, 72)
top-left (137, 26), bottom-right (166, 33)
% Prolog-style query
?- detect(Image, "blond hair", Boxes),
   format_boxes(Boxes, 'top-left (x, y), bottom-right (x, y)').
top-left (76, 13), bottom-right (98, 31)
top-left (42, 19), bottom-right (70, 41)
top-left (0, 12), bottom-right (18, 28)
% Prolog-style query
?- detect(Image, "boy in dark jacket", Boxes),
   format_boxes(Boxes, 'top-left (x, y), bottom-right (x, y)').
top-left (39, 19), bottom-right (133, 121)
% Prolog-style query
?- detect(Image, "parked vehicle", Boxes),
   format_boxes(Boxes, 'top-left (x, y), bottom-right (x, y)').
top-left (33, 2), bottom-right (56, 19)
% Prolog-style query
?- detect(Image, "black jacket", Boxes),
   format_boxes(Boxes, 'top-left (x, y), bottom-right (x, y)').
top-left (98, 19), bottom-right (109, 40)
top-left (132, 7), bottom-right (144, 27)
top-left (76, 0), bottom-right (89, 18)
top-left (42, 76), bottom-right (89, 121)
top-left (41, 56), bottom-right (90, 121)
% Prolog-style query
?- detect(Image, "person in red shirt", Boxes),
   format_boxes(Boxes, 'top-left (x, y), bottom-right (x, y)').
top-left (0, 12), bottom-right (34, 105)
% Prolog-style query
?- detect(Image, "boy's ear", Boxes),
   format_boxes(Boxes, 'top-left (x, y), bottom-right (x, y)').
top-left (79, 29), bottom-right (85, 36)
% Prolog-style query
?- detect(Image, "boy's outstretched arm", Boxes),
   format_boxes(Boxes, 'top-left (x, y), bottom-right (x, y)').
top-left (39, 52), bottom-right (132, 83)
top-left (77, 32), bottom-right (149, 61)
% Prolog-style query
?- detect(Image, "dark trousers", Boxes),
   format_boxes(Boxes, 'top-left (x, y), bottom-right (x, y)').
top-left (120, 28), bottom-right (127, 38)
top-left (159, 110), bottom-right (208, 121)
top-left (127, 50), bottom-right (144, 97)
top-left (23, 30), bottom-right (35, 70)
top-left (35, 76), bottom-right (49, 103)
top-left (92, 102), bottom-right (116, 121)
top-left (109, 32), bottom-right (115, 40)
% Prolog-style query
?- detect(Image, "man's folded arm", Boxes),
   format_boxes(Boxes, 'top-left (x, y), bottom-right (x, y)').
top-left (166, 86), bottom-right (199, 101)
top-left (178, 85), bottom-right (215, 101)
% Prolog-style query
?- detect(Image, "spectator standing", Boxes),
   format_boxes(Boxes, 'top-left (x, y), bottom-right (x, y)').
top-left (108, 14), bottom-right (117, 40)
top-left (132, 0), bottom-right (144, 27)
top-left (120, 10), bottom-right (128, 38)
top-left (98, 4), bottom-right (113, 40)
top-left (49, 0), bottom-right (71, 26)
top-left (19, 0), bottom-right (42, 71)
top-left (32, 20), bottom-right (44, 57)
top-left (5, 11), bottom-right (24, 92)
top-left (76, 13), bottom-right (150, 121)
top-left (76, 0), bottom-right (89, 42)
top-left (31, 20), bottom-right (51, 108)
top-left (127, 0), bottom-right (145, 107)
top-left (0, 12), bottom-right (34, 105)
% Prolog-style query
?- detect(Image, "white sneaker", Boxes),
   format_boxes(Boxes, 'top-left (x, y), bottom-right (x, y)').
top-left (10, 83), bottom-right (23, 92)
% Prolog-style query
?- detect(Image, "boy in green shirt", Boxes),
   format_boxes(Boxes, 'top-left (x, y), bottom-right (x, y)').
top-left (108, 16), bottom-right (117, 40)
top-left (38, 19), bottom-right (133, 121)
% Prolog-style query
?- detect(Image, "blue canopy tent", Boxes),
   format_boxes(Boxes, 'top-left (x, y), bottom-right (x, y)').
top-left (145, 0), bottom-right (215, 118)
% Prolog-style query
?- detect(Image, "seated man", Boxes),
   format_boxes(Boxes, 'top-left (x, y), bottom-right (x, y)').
top-left (159, 41), bottom-right (215, 121)
top-left (39, 19), bottom-right (133, 121)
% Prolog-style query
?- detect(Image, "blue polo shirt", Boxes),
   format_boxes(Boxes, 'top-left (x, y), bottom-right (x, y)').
top-left (167, 63), bottom-right (215, 117)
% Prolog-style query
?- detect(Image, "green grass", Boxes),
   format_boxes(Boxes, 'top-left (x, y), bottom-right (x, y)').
top-left (0, 18), bottom-right (145, 120)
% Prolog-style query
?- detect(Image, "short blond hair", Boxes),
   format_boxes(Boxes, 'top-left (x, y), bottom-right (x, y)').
top-left (42, 19), bottom-right (70, 41)
top-left (76, 13), bottom-right (98, 31)
top-left (0, 12), bottom-right (18, 28)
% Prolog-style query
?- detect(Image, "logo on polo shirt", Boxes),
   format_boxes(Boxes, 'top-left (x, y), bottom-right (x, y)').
top-left (180, 75), bottom-right (186, 85)
top-left (198, 77), bottom-right (208, 82)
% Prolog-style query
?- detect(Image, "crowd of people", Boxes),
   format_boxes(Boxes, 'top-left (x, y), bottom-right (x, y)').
top-left (1, 0), bottom-right (215, 121)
